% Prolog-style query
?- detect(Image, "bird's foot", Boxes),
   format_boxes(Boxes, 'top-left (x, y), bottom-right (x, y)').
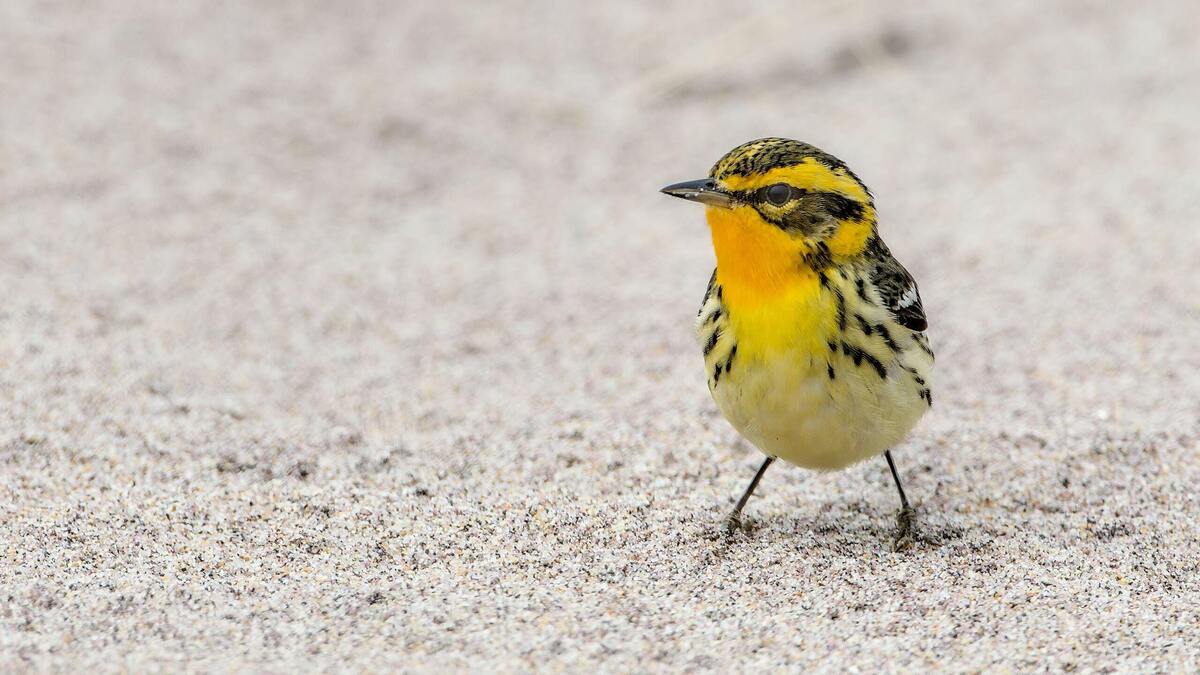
top-left (892, 505), bottom-right (917, 551)
top-left (721, 512), bottom-right (746, 537)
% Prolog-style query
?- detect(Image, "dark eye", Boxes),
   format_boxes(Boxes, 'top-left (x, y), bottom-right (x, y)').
top-left (764, 183), bottom-right (792, 206)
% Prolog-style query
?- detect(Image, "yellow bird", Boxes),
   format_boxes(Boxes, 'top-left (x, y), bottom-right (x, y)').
top-left (662, 138), bottom-right (933, 549)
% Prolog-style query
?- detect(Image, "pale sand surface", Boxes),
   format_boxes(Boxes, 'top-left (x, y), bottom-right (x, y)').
top-left (2, 1), bottom-right (1199, 671)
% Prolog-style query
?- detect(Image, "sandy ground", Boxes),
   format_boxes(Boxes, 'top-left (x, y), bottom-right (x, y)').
top-left (2, 0), bottom-right (1199, 671)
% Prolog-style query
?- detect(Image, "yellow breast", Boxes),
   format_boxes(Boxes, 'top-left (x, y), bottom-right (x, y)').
top-left (697, 206), bottom-right (932, 470)
top-left (706, 206), bottom-right (836, 361)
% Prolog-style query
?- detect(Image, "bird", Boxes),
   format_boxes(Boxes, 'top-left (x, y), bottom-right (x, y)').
top-left (661, 137), bottom-right (933, 549)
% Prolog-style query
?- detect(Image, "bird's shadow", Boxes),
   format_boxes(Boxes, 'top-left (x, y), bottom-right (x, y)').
top-left (704, 499), bottom-right (974, 555)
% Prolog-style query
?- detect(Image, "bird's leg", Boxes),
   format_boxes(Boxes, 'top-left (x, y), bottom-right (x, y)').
top-left (885, 449), bottom-right (916, 550)
top-left (723, 456), bottom-right (775, 534)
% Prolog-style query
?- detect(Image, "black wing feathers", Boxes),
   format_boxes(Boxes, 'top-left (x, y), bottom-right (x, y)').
top-left (867, 237), bottom-right (928, 332)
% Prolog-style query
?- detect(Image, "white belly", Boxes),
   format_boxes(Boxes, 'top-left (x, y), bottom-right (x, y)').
top-left (710, 348), bottom-right (930, 470)
top-left (695, 263), bottom-right (934, 471)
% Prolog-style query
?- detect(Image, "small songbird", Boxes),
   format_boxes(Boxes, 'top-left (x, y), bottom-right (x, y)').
top-left (661, 138), bottom-right (933, 549)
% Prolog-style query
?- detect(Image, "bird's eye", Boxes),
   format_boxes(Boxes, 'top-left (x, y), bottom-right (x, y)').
top-left (764, 183), bottom-right (792, 206)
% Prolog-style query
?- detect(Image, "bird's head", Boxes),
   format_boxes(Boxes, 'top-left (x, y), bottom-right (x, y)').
top-left (662, 138), bottom-right (877, 266)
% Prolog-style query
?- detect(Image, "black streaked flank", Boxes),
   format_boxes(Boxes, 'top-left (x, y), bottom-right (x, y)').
top-left (843, 342), bottom-right (863, 366)
top-left (914, 334), bottom-right (935, 359)
top-left (876, 323), bottom-right (900, 352)
top-left (724, 344), bottom-right (737, 375)
top-left (704, 328), bottom-right (721, 356)
top-left (841, 341), bottom-right (887, 379)
top-left (857, 315), bottom-right (874, 336)
top-left (827, 363), bottom-right (836, 380)
top-left (835, 287), bottom-right (847, 331)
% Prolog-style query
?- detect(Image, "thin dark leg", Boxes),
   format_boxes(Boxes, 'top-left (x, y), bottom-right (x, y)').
top-left (884, 449), bottom-right (910, 510)
top-left (723, 456), bottom-right (775, 534)
top-left (884, 449), bottom-right (916, 550)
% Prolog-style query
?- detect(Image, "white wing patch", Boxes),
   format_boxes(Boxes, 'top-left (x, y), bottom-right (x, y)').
top-left (897, 284), bottom-right (920, 310)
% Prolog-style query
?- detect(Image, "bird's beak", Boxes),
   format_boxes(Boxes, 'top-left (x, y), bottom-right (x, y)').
top-left (660, 178), bottom-right (735, 209)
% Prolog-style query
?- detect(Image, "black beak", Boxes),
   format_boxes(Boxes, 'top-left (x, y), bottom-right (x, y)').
top-left (660, 178), bottom-right (735, 209)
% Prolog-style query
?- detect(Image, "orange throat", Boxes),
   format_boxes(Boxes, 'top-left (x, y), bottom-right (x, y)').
top-left (706, 206), bottom-right (817, 308)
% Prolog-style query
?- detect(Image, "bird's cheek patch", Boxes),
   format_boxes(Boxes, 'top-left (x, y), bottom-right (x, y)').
top-left (825, 206), bottom-right (875, 257)
top-left (779, 210), bottom-right (835, 239)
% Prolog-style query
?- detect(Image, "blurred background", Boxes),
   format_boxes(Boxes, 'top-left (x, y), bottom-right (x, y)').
top-left (2, 0), bottom-right (1198, 670)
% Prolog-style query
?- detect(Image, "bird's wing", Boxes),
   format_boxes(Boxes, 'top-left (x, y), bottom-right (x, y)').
top-left (868, 238), bottom-right (928, 332)
top-left (697, 268), bottom-right (718, 315)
